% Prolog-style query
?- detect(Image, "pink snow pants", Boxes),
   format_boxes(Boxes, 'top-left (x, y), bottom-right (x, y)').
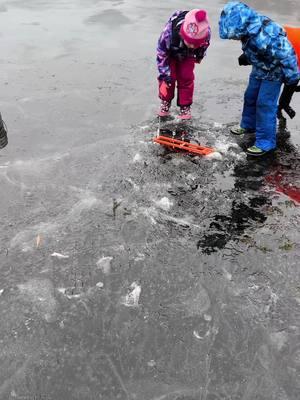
top-left (158, 57), bottom-right (195, 106)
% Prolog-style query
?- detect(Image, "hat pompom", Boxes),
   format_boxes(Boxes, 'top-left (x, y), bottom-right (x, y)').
top-left (195, 10), bottom-right (207, 22)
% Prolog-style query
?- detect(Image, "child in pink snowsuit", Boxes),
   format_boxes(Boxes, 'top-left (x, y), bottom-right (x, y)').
top-left (157, 9), bottom-right (211, 119)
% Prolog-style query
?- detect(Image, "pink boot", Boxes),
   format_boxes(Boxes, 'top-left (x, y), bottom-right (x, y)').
top-left (158, 100), bottom-right (171, 117)
top-left (178, 105), bottom-right (192, 120)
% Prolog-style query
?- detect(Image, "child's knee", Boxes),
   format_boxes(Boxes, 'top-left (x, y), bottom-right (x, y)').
top-left (256, 96), bottom-right (276, 112)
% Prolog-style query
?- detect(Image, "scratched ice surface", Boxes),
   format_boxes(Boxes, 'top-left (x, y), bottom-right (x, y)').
top-left (0, 1), bottom-right (299, 399)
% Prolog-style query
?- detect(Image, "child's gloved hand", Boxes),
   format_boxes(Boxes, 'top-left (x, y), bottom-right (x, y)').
top-left (278, 81), bottom-right (299, 119)
top-left (280, 81), bottom-right (299, 106)
top-left (160, 80), bottom-right (172, 97)
top-left (238, 53), bottom-right (250, 66)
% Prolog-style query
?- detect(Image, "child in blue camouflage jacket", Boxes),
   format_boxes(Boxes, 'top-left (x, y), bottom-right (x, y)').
top-left (219, 1), bottom-right (299, 156)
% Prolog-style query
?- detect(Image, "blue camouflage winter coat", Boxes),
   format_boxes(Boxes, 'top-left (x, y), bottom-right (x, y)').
top-left (219, 1), bottom-right (300, 84)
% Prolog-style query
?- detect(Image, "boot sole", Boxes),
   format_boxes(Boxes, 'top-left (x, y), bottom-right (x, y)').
top-left (246, 149), bottom-right (274, 157)
top-left (230, 129), bottom-right (255, 136)
top-left (177, 116), bottom-right (192, 120)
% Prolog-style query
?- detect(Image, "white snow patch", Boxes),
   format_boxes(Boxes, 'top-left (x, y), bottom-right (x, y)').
top-left (205, 151), bottom-right (223, 160)
top-left (147, 360), bottom-right (156, 367)
top-left (96, 256), bottom-right (113, 275)
top-left (223, 268), bottom-right (232, 281)
top-left (213, 122), bottom-right (223, 128)
top-left (57, 288), bottom-right (67, 295)
top-left (51, 252), bottom-right (69, 259)
top-left (57, 288), bottom-right (82, 299)
top-left (65, 293), bottom-right (81, 299)
top-left (193, 331), bottom-right (204, 340)
top-left (121, 282), bottom-right (141, 307)
top-left (186, 173), bottom-right (197, 181)
top-left (215, 141), bottom-right (239, 154)
top-left (143, 208), bottom-right (157, 225)
top-left (133, 153), bottom-right (143, 163)
top-left (154, 197), bottom-right (173, 211)
top-left (143, 206), bottom-right (199, 229)
top-left (134, 253), bottom-right (145, 261)
top-left (139, 125), bottom-right (150, 131)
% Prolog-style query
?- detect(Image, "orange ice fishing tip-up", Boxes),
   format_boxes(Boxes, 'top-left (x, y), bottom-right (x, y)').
top-left (153, 135), bottom-right (214, 156)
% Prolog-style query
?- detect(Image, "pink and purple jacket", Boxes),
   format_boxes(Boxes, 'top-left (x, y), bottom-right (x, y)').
top-left (157, 10), bottom-right (211, 82)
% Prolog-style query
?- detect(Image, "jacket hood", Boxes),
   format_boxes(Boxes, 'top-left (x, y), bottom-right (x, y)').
top-left (219, 1), bottom-right (266, 40)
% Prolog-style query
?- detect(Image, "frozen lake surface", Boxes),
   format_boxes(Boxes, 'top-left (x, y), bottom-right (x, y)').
top-left (0, 1), bottom-right (299, 399)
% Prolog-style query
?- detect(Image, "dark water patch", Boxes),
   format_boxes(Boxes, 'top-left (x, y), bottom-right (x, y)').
top-left (197, 200), bottom-right (269, 254)
top-left (85, 9), bottom-right (131, 26)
